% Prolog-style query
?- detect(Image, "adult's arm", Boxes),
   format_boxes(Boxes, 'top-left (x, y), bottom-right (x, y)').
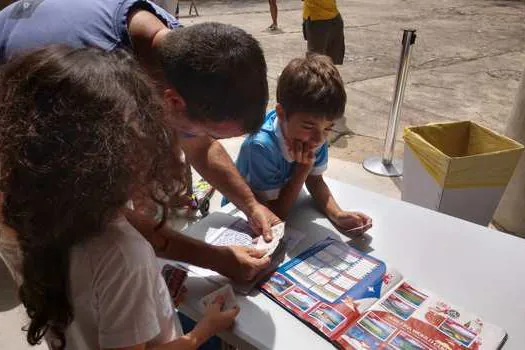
top-left (127, 7), bottom-right (170, 77)
top-left (181, 136), bottom-right (280, 239)
top-left (123, 208), bottom-right (270, 281)
top-left (127, 11), bottom-right (279, 238)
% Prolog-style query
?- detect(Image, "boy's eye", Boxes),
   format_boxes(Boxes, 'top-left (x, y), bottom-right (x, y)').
top-left (302, 125), bottom-right (313, 130)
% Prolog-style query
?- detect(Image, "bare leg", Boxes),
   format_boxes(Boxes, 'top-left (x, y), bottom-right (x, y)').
top-left (268, 0), bottom-right (278, 29)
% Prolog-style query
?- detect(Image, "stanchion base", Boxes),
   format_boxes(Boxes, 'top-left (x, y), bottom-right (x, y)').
top-left (362, 156), bottom-right (403, 177)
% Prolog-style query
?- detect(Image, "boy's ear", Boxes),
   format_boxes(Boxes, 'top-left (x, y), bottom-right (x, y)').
top-left (164, 88), bottom-right (187, 114)
top-left (275, 103), bottom-right (286, 120)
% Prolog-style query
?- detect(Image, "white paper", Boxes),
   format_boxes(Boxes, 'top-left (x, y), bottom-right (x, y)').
top-left (205, 219), bottom-right (254, 247)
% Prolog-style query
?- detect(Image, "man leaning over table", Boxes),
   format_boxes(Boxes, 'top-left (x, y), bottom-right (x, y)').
top-left (0, 0), bottom-right (280, 282)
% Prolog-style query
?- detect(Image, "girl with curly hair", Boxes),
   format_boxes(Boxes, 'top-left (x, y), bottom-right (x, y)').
top-left (0, 46), bottom-right (239, 350)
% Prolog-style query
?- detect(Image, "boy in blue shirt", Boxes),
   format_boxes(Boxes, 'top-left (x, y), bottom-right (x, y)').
top-left (232, 55), bottom-right (372, 234)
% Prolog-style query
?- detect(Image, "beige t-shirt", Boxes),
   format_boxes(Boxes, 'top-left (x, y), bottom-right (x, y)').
top-left (62, 215), bottom-right (183, 349)
top-left (1, 215), bottom-right (183, 349)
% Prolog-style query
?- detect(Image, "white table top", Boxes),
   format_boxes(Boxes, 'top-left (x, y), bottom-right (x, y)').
top-left (172, 178), bottom-right (525, 349)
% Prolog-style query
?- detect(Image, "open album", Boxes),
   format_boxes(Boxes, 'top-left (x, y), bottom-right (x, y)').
top-left (260, 237), bottom-right (507, 350)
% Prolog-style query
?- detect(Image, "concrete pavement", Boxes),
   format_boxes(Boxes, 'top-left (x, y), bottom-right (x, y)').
top-left (184, 0), bottom-right (525, 162)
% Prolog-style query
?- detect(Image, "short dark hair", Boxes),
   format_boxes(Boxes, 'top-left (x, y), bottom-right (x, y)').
top-left (157, 22), bottom-right (268, 133)
top-left (277, 55), bottom-right (346, 120)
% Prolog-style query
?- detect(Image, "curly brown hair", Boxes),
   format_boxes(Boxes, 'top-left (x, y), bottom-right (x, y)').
top-left (0, 46), bottom-right (185, 348)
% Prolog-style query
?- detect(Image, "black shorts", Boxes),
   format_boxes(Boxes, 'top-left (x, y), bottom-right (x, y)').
top-left (303, 14), bottom-right (345, 65)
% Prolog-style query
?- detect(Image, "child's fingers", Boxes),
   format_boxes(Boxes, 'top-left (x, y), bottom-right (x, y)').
top-left (347, 213), bottom-right (364, 226)
top-left (334, 214), bottom-right (363, 233)
top-left (301, 143), bottom-right (313, 162)
top-left (304, 151), bottom-right (314, 164)
top-left (344, 225), bottom-right (365, 235)
top-left (362, 223), bottom-right (373, 233)
top-left (205, 302), bottom-right (222, 315)
top-left (207, 295), bottom-right (225, 312)
top-left (222, 306), bottom-right (241, 320)
top-left (346, 212), bottom-right (364, 225)
top-left (295, 141), bottom-right (303, 161)
top-left (355, 212), bottom-right (373, 226)
top-left (305, 142), bottom-right (314, 153)
top-left (212, 295), bottom-right (225, 304)
top-left (346, 218), bottom-right (372, 234)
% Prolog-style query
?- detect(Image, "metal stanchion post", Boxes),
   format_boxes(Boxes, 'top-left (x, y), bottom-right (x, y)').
top-left (363, 29), bottom-right (417, 177)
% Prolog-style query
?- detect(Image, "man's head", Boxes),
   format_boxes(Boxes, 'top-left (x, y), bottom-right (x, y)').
top-left (157, 22), bottom-right (268, 138)
top-left (276, 55), bottom-right (346, 149)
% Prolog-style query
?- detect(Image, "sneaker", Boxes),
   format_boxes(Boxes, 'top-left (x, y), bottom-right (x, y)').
top-left (268, 23), bottom-right (278, 31)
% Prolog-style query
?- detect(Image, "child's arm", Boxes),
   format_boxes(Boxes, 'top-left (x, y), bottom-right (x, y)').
top-left (155, 298), bottom-right (239, 350)
top-left (266, 162), bottom-right (311, 220)
top-left (265, 141), bottom-right (315, 220)
top-left (106, 298), bottom-right (239, 350)
top-left (181, 136), bottom-right (279, 241)
top-left (305, 175), bottom-right (372, 234)
top-left (305, 174), bottom-right (340, 221)
top-left (123, 208), bottom-right (270, 281)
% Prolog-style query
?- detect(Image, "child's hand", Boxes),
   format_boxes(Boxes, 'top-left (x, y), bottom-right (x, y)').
top-left (291, 140), bottom-right (315, 169)
top-left (195, 296), bottom-right (240, 339)
top-left (332, 211), bottom-right (372, 235)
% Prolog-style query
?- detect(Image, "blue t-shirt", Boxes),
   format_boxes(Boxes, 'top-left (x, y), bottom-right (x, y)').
top-left (229, 110), bottom-right (328, 204)
top-left (0, 0), bottom-right (179, 63)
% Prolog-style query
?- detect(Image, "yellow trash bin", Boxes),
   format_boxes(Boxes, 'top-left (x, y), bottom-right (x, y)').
top-left (402, 121), bottom-right (524, 226)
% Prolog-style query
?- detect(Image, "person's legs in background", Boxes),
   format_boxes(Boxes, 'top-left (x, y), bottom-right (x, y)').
top-left (327, 14), bottom-right (345, 65)
top-left (268, 0), bottom-right (278, 30)
top-left (304, 16), bottom-right (345, 65)
top-left (304, 19), bottom-right (330, 57)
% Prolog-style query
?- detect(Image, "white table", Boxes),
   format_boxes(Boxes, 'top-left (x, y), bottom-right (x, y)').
top-left (174, 178), bottom-right (525, 349)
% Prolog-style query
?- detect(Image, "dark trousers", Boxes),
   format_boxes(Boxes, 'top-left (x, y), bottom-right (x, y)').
top-left (303, 14), bottom-right (345, 65)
